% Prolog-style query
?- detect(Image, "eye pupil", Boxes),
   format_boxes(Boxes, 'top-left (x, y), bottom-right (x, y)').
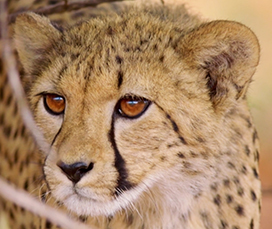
top-left (44, 94), bottom-right (65, 115)
top-left (118, 96), bottom-right (150, 118)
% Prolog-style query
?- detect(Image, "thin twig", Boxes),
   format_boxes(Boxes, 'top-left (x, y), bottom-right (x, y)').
top-left (0, 0), bottom-right (51, 154)
top-left (0, 178), bottom-right (96, 229)
top-left (8, 0), bottom-right (130, 23)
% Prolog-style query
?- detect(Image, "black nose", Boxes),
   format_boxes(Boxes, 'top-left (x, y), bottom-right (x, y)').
top-left (57, 161), bottom-right (93, 184)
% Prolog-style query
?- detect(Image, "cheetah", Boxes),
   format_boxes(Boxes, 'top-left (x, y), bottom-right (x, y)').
top-left (0, 1), bottom-right (261, 228)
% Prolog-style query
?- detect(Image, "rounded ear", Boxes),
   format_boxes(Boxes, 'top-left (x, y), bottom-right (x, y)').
top-left (14, 13), bottom-right (62, 75)
top-left (178, 20), bottom-right (260, 111)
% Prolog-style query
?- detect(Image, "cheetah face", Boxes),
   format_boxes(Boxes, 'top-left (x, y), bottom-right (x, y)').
top-left (14, 8), bottom-right (259, 217)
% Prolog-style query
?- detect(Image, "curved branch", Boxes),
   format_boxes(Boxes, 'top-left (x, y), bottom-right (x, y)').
top-left (8, 0), bottom-right (130, 23)
top-left (0, 178), bottom-right (96, 229)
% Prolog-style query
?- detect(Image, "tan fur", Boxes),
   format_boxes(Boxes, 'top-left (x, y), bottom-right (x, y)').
top-left (0, 1), bottom-right (261, 228)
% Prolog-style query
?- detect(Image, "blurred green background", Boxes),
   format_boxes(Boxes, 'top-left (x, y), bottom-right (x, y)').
top-left (153, 0), bottom-right (272, 228)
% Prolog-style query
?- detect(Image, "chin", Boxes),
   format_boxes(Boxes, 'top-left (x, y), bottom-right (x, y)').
top-left (51, 180), bottom-right (151, 217)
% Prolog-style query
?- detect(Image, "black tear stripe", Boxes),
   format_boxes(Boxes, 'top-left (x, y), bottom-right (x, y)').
top-left (51, 127), bottom-right (62, 146)
top-left (108, 114), bottom-right (133, 196)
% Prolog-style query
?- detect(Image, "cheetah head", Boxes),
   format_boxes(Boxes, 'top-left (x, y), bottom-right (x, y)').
top-left (14, 6), bottom-right (259, 217)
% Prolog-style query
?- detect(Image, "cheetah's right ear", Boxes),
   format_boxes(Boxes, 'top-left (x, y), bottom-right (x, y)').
top-left (14, 13), bottom-right (61, 75)
top-left (178, 20), bottom-right (260, 113)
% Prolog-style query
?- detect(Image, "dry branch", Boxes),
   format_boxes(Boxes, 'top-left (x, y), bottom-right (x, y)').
top-left (0, 178), bottom-right (96, 229)
top-left (0, 0), bottom-right (51, 153)
top-left (8, 0), bottom-right (130, 23)
top-left (0, 0), bottom-right (94, 227)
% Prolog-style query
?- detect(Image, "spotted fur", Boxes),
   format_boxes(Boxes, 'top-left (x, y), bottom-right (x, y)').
top-left (0, 1), bottom-right (261, 228)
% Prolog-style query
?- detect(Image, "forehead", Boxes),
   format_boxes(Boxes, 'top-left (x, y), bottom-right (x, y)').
top-left (34, 12), bottom-right (200, 104)
top-left (47, 21), bottom-right (179, 91)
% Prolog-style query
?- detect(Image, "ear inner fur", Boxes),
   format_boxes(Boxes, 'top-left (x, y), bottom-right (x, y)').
top-left (13, 13), bottom-right (61, 75)
top-left (177, 20), bottom-right (260, 111)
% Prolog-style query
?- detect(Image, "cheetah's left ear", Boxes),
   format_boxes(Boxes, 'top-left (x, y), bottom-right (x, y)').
top-left (13, 13), bottom-right (62, 76)
top-left (179, 20), bottom-right (260, 111)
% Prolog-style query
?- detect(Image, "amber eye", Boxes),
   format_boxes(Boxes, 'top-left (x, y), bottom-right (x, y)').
top-left (117, 96), bottom-right (151, 119)
top-left (43, 94), bottom-right (65, 115)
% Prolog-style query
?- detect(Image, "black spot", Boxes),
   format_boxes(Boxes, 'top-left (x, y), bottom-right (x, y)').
top-left (13, 103), bottom-right (18, 116)
top-left (254, 150), bottom-right (260, 162)
top-left (20, 125), bottom-right (26, 136)
top-left (227, 161), bottom-right (235, 169)
top-left (0, 84), bottom-right (3, 101)
top-left (210, 183), bottom-right (218, 192)
top-left (234, 83), bottom-right (244, 95)
top-left (45, 220), bottom-right (52, 228)
top-left (48, 0), bottom-right (59, 4)
top-left (168, 35), bottom-right (173, 44)
top-left (183, 161), bottom-right (191, 169)
top-left (237, 187), bottom-right (244, 196)
top-left (107, 215), bottom-right (113, 223)
top-left (115, 55), bottom-right (123, 64)
top-left (232, 226), bottom-right (240, 229)
top-left (135, 23), bottom-right (141, 30)
top-left (0, 113), bottom-right (4, 125)
top-left (79, 215), bottom-right (88, 222)
top-left (246, 117), bottom-right (252, 128)
top-left (166, 114), bottom-right (179, 132)
top-left (196, 137), bottom-right (205, 143)
top-left (205, 72), bottom-right (217, 99)
top-left (51, 21), bottom-right (64, 32)
top-left (165, 113), bottom-right (187, 144)
top-left (233, 176), bottom-right (240, 185)
top-left (160, 156), bottom-right (166, 161)
top-left (213, 194), bottom-right (221, 206)
top-left (190, 151), bottom-right (198, 158)
top-left (235, 205), bottom-right (244, 216)
top-left (107, 26), bottom-right (115, 36)
top-left (252, 168), bottom-right (259, 179)
top-left (23, 180), bottom-right (29, 190)
top-left (252, 130), bottom-right (258, 143)
top-left (153, 44), bottom-right (158, 50)
top-left (14, 149), bottom-right (19, 163)
top-left (3, 125), bottom-right (11, 138)
top-left (251, 190), bottom-right (257, 202)
top-left (220, 220), bottom-right (228, 228)
top-left (71, 53), bottom-right (80, 61)
top-left (59, 65), bottom-right (68, 77)
top-left (6, 94), bottom-right (12, 106)
top-left (117, 71), bottom-right (123, 89)
top-left (250, 219), bottom-right (254, 229)
top-left (241, 165), bottom-right (247, 175)
top-left (40, 192), bottom-right (47, 203)
top-left (226, 194), bottom-right (233, 204)
top-left (200, 211), bottom-right (212, 229)
top-left (194, 192), bottom-right (202, 199)
top-left (159, 55), bottom-right (164, 62)
top-left (177, 152), bottom-right (185, 158)
top-left (245, 145), bottom-right (250, 156)
top-left (127, 214), bottom-right (134, 226)
top-left (179, 136), bottom-right (187, 145)
top-left (9, 209), bottom-right (15, 220)
top-left (71, 11), bottom-right (85, 20)
top-left (223, 179), bottom-right (230, 187)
